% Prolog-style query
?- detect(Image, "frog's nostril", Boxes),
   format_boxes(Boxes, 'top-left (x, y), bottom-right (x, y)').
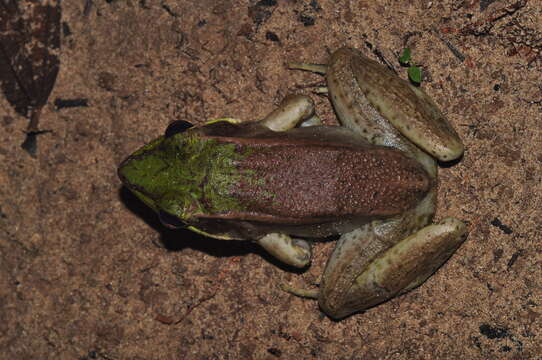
top-left (164, 120), bottom-right (193, 138)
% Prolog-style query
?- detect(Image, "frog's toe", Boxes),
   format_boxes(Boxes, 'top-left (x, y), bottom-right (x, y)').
top-left (257, 233), bottom-right (312, 268)
top-left (281, 283), bottom-right (319, 299)
top-left (288, 62), bottom-right (327, 75)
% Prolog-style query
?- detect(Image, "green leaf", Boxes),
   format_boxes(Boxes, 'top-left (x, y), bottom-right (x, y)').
top-left (408, 66), bottom-right (422, 84)
top-left (399, 48), bottom-right (411, 65)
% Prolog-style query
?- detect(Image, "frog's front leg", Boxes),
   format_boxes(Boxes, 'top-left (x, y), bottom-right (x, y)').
top-left (259, 94), bottom-right (321, 131)
top-left (254, 95), bottom-right (320, 268)
top-left (258, 233), bottom-right (312, 268)
top-left (318, 193), bottom-right (467, 319)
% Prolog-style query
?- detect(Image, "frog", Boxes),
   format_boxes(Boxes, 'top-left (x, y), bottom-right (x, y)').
top-left (118, 46), bottom-right (467, 320)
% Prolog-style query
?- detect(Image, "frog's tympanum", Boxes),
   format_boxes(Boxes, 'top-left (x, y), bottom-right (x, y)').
top-left (118, 47), bottom-right (467, 319)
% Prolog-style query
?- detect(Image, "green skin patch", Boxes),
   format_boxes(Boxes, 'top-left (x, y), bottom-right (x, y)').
top-left (118, 132), bottom-right (256, 221)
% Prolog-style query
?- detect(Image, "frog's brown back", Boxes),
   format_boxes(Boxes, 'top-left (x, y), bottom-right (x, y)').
top-left (200, 123), bottom-right (432, 223)
top-left (232, 142), bottom-right (431, 220)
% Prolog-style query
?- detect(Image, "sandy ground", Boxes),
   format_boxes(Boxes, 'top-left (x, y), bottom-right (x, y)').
top-left (1, 0), bottom-right (541, 359)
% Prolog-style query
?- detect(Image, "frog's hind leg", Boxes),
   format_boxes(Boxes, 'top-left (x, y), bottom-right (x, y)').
top-left (374, 218), bottom-right (467, 294)
top-left (257, 233), bottom-right (312, 268)
top-left (259, 94), bottom-right (321, 131)
top-left (317, 201), bottom-right (467, 319)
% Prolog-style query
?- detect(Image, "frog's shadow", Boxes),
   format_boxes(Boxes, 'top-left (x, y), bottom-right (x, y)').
top-left (119, 187), bottom-right (310, 273)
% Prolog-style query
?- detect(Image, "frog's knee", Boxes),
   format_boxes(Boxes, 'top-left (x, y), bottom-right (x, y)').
top-left (362, 219), bottom-right (467, 293)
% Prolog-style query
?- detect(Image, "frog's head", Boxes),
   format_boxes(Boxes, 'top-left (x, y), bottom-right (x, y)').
top-left (118, 120), bottom-right (249, 229)
top-left (118, 121), bottom-right (200, 228)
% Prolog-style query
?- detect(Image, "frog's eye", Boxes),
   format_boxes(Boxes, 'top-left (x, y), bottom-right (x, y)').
top-left (164, 120), bottom-right (193, 138)
top-left (158, 210), bottom-right (186, 229)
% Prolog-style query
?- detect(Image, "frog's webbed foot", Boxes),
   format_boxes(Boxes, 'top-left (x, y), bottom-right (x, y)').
top-left (318, 217), bottom-right (467, 319)
top-left (259, 94), bottom-right (321, 131)
top-left (257, 233), bottom-right (312, 268)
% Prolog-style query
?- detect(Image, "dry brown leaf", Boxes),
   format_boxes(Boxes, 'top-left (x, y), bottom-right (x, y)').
top-left (0, 0), bottom-right (61, 156)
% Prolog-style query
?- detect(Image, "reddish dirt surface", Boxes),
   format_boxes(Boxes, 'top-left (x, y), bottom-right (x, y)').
top-left (1, 0), bottom-right (541, 359)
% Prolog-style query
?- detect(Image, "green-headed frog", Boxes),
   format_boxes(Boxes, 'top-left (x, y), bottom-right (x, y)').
top-left (118, 47), bottom-right (467, 319)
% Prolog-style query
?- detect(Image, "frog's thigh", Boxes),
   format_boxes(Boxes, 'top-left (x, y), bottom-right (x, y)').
top-left (259, 95), bottom-right (318, 131)
top-left (257, 233), bottom-right (312, 268)
top-left (319, 218), bottom-right (467, 319)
